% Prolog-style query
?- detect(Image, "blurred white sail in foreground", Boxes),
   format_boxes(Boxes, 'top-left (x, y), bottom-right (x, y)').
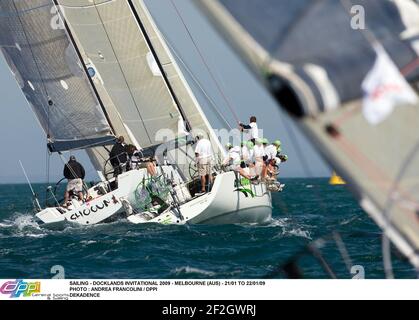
top-left (197, 0), bottom-right (419, 269)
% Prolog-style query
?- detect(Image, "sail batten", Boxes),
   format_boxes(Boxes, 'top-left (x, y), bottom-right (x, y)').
top-left (48, 136), bottom-right (116, 152)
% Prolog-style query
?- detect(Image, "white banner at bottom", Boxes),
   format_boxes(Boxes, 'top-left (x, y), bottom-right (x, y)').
top-left (0, 279), bottom-right (418, 300)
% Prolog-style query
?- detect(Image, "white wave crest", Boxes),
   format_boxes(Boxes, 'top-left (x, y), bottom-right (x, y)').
top-left (173, 266), bottom-right (216, 277)
top-left (80, 240), bottom-right (97, 245)
top-left (0, 213), bottom-right (47, 238)
top-left (14, 214), bottom-right (42, 231)
top-left (286, 228), bottom-right (312, 240)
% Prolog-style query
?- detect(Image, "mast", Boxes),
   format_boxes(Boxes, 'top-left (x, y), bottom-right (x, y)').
top-left (127, 0), bottom-right (192, 132)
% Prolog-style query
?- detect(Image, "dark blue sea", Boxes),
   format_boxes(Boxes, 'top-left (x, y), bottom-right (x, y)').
top-left (0, 179), bottom-right (415, 279)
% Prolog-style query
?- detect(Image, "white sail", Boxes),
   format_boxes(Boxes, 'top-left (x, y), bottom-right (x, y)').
top-left (197, 0), bottom-right (419, 269)
top-left (57, 0), bottom-right (184, 149)
top-left (0, 0), bottom-right (115, 152)
top-left (129, 0), bottom-right (226, 176)
top-left (56, 0), bottom-right (225, 178)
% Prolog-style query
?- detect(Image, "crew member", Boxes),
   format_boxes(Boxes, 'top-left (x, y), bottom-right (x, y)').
top-left (195, 134), bottom-right (214, 195)
top-left (263, 140), bottom-right (283, 178)
top-left (128, 144), bottom-right (157, 176)
top-left (224, 143), bottom-right (258, 181)
top-left (266, 158), bottom-right (280, 182)
top-left (110, 136), bottom-right (128, 177)
top-left (63, 155), bottom-right (86, 206)
top-left (253, 138), bottom-right (265, 178)
top-left (239, 116), bottom-right (259, 144)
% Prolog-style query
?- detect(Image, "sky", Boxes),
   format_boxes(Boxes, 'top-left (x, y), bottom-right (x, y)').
top-left (0, 0), bottom-right (329, 184)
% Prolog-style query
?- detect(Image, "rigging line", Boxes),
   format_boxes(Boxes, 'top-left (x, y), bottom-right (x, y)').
top-left (333, 231), bottom-right (353, 275)
top-left (45, 145), bottom-right (50, 206)
top-left (381, 138), bottom-right (419, 278)
top-left (382, 234), bottom-right (395, 279)
top-left (91, 0), bottom-right (153, 144)
top-left (169, 0), bottom-right (240, 124)
top-left (308, 242), bottom-right (338, 279)
top-left (0, 45), bottom-right (21, 49)
top-left (160, 33), bottom-right (233, 131)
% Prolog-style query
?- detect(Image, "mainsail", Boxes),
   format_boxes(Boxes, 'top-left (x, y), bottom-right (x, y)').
top-left (0, 0), bottom-right (115, 152)
top-left (198, 0), bottom-right (419, 269)
top-left (56, 0), bottom-right (181, 150)
top-left (55, 0), bottom-right (225, 178)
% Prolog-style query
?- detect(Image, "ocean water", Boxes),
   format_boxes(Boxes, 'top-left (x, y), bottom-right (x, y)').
top-left (0, 179), bottom-right (415, 279)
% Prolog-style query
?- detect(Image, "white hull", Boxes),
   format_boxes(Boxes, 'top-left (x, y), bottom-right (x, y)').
top-left (36, 169), bottom-right (163, 226)
top-left (127, 171), bottom-right (272, 225)
top-left (36, 168), bottom-right (273, 226)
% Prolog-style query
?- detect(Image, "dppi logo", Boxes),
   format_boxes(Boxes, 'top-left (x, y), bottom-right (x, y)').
top-left (0, 280), bottom-right (41, 298)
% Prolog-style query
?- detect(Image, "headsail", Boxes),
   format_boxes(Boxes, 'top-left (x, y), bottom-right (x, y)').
top-left (197, 0), bottom-right (419, 269)
top-left (131, 0), bottom-right (223, 147)
top-left (0, 0), bottom-right (115, 152)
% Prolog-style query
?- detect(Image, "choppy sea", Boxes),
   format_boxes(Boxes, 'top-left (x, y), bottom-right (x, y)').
top-left (0, 179), bottom-right (415, 279)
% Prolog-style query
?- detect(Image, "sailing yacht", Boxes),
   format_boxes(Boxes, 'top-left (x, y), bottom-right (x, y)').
top-left (0, 0), bottom-right (275, 226)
